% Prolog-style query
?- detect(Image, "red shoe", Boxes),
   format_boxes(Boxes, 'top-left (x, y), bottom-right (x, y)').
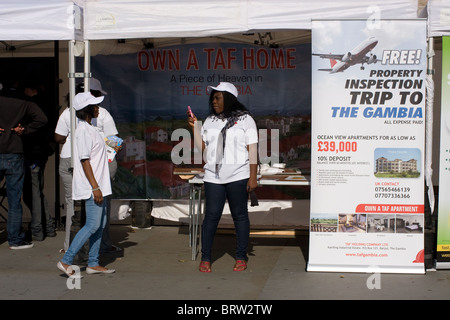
top-left (199, 261), bottom-right (211, 273)
top-left (233, 260), bottom-right (247, 271)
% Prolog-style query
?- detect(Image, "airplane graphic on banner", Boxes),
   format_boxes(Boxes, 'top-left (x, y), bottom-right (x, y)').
top-left (312, 36), bottom-right (380, 73)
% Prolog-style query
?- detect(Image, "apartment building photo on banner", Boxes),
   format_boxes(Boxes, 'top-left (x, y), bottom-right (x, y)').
top-left (308, 19), bottom-right (426, 274)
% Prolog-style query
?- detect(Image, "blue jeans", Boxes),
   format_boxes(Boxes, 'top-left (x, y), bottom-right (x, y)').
top-left (62, 196), bottom-right (106, 267)
top-left (202, 179), bottom-right (250, 262)
top-left (23, 160), bottom-right (55, 239)
top-left (0, 154), bottom-right (25, 246)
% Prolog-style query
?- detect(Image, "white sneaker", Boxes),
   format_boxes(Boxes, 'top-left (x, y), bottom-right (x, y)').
top-left (9, 242), bottom-right (34, 250)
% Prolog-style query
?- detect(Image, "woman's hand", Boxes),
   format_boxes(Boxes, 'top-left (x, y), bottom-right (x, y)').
top-left (247, 175), bottom-right (258, 192)
top-left (187, 109), bottom-right (205, 152)
top-left (187, 110), bottom-right (197, 128)
top-left (93, 189), bottom-right (103, 204)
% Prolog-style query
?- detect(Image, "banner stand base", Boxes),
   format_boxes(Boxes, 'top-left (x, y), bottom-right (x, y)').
top-left (307, 263), bottom-right (425, 274)
top-left (435, 261), bottom-right (450, 269)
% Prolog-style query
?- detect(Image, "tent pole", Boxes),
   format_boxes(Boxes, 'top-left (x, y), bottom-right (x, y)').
top-left (426, 36), bottom-right (435, 214)
top-left (84, 40), bottom-right (91, 91)
top-left (68, 40), bottom-right (76, 169)
top-left (54, 40), bottom-right (61, 227)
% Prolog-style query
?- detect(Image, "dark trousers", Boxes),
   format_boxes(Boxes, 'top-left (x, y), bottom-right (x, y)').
top-left (201, 179), bottom-right (250, 262)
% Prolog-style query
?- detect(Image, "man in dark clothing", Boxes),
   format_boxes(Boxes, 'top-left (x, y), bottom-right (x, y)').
top-left (0, 94), bottom-right (47, 249)
top-left (22, 82), bottom-right (57, 241)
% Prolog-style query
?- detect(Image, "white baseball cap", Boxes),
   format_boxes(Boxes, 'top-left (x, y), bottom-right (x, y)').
top-left (73, 92), bottom-right (104, 111)
top-left (207, 82), bottom-right (238, 98)
top-left (90, 78), bottom-right (107, 95)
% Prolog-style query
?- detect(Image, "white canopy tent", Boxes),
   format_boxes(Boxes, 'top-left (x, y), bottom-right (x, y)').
top-left (0, 0), bottom-right (83, 224)
top-left (75, 0), bottom-right (420, 95)
top-left (0, 0), bottom-right (421, 86)
top-left (0, 0), bottom-right (82, 41)
top-left (81, 0), bottom-right (418, 40)
top-left (1, 0), bottom-right (425, 226)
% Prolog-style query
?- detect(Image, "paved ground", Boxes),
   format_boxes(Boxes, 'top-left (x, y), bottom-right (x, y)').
top-left (0, 222), bottom-right (449, 304)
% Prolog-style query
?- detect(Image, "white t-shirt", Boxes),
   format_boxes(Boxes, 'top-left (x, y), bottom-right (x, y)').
top-left (72, 120), bottom-right (112, 200)
top-left (201, 114), bottom-right (258, 184)
top-left (55, 107), bottom-right (118, 159)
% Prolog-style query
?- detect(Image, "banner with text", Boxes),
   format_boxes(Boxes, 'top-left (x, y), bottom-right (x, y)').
top-left (436, 36), bottom-right (450, 269)
top-left (308, 19), bottom-right (426, 274)
top-left (89, 42), bottom-right (311, 200)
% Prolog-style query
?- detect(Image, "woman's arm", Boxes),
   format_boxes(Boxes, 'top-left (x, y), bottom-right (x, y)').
top-left (187, 111), bottom-right (205, 152)
top-left (54, 133), bottom-right (67, 144)
top-left (80, 159), bottom-right (103, 204)
top-left (247, 143), bottom-right (258, 191)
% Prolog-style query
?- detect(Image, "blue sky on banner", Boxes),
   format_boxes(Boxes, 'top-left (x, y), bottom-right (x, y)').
top-left (87, 42), bottom-right (311, 123)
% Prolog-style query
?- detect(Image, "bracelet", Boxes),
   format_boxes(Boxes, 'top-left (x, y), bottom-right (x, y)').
top-left (92, 187), bottom-right (100, 192)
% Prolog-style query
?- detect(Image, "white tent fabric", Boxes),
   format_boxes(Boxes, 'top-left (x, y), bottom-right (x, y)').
top-left (426, 0), bottom-right (450, 37)
top-left (82, 0), bottom-right (418, 40)
top-left (246, 0), bottom-right (418, 30)
top-left (0, 0), bottom-right (82, 41)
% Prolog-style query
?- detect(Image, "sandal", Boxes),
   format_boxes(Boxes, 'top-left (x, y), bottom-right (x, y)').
top-left (233, 260), bottom-right (247, 272)
top-left (199, 261), bottom-right (212, 273)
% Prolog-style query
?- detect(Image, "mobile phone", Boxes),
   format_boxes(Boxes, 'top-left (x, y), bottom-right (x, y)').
top-left (188, 106), bottom-right (195, 118)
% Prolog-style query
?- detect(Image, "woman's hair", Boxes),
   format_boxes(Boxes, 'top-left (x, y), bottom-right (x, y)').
top-left (208, 90), bottom-right (249, 117)
top-left (76, 104), bottom-right (97, 120)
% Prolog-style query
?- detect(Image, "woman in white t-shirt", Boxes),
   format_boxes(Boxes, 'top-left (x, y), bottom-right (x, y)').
top-left (55, 78), bottom-right (119, 254)
top-left (55, 104), bottom-right (118, 253)
top-left (57, 92), bottom-right (114, 277)
top-left (188, 82), bottom-right (258, 273)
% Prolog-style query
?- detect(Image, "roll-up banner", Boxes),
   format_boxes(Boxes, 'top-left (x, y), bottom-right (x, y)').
top-left (308, 19), bottom-right (426, 274)
top-left (436, 36), bottom-right (450, 269)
